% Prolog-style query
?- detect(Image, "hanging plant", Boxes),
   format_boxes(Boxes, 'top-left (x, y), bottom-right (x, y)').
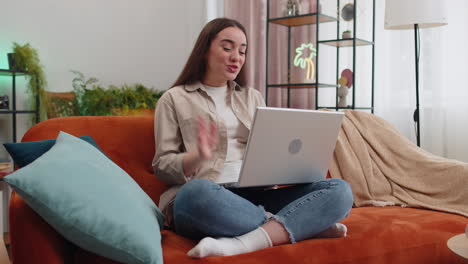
top-left (11, 42), bottom-right (48, 120)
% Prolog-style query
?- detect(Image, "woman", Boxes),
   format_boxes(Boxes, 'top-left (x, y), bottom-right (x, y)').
top-left (152, 18), bottom-right (353, 258)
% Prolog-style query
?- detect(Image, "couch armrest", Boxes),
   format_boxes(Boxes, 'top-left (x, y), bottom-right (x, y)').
top-left (9, 191), bottom-right (75, 264)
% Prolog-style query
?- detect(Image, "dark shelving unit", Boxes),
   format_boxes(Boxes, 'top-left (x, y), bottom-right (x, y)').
top-left (269, 13), bottom-right (337, 26)
top-left (319, 38), bottom-right (374, 47)
top-left (0, 69), bottom-right (40, 142)
top-left (265, 0), bottom-right (375, 112)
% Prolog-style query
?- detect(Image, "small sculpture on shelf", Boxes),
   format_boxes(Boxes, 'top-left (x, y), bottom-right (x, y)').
top-left (0, 95), bottom-right (9, 110)
top-left (337, 80), bottom-right (349, 107)
top-left (337, 69), bottom-right (353, 108)
top-left (283, 0), bottom-right (300, 16)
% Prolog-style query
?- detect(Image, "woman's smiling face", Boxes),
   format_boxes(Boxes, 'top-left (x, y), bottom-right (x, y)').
top-left (203, 26), bottom-right (247, 87)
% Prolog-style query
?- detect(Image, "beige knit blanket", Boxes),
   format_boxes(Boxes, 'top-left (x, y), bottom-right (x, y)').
top-left (329, 110), bottom-right (468, 217)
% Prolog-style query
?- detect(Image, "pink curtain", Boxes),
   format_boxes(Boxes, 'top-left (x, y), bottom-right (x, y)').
top-left (225, 0), bottom-right (318, 109)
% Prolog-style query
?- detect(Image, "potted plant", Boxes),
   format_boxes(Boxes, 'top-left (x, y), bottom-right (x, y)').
top-left (70, 71), bottom-right (163, 117)
top-left (342, 30), bottom-right (352, 39)
top-left (10, 42), bottom-right (48, 120)
top-left (108, 83), bottom-right (163, 116)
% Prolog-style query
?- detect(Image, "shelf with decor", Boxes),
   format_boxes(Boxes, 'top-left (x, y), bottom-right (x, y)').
top-left (319, 106), bottom-right (372, 110)
top-left (0, 69), bottom-right (40, 143)
top-left (269, 12), bottom-right (337, 26)
top-left (267, 83), bottom-right (337, 89)
top-left (265, 0), bottom-right (375, 112)
top-left (318, 38), bottom-right (374, 47)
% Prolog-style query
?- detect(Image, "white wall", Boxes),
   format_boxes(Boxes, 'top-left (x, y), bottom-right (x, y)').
top-left (0, 0), bottom-right (208, 91)
top-left (0, 0), bottom-right (209, 151)
top-left (0, 0), bottom-right (211, 232)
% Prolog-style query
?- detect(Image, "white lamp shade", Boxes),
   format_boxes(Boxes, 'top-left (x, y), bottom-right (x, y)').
top-left (385, 0), bottom-right (448, 30)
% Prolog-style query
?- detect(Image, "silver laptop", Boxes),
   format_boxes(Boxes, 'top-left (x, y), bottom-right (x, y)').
top-left (223, 107), bottom-right (344, 188)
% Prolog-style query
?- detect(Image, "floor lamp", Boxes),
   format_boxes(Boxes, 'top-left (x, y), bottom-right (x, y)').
top-left (384, 0), bottom-right (447, 147)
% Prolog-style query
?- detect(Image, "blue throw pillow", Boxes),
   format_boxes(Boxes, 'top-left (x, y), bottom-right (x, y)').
top-left (4, 132), bottom-right (164, 264)
top-left (3, 135), bottom-right (102, 168)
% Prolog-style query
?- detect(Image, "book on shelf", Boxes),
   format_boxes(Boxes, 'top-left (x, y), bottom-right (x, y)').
top-left (0, 160), bottom-right (12, 177)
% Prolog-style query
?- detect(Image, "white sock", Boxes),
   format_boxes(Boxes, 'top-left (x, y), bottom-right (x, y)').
top-left (314, 223), bottom-right (348, 238)
top-left (187, 227), bottom-right (273, 258)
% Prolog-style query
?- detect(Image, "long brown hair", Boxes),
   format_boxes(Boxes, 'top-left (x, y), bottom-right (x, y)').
top-left (172, 18), bottom-right (248, 88)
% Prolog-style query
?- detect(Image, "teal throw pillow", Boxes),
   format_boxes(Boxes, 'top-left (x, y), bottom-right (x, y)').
top-left (3, 135), bottom-right (102, 168)
top-left (4, 132), bottom-right (164, 264)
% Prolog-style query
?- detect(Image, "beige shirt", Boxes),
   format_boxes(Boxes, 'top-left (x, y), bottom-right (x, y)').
top-left (152, 80), bottom-right (265, 226)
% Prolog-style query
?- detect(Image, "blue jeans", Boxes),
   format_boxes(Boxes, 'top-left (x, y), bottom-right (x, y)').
top-left (173, 178), bottom-right (353, 243)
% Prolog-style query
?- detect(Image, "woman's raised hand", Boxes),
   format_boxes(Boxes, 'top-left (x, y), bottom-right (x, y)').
top-left (197, 117), bottom-right (218, 160)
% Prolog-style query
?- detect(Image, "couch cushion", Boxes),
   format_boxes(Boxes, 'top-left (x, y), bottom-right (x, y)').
top-left (3, 135), bottom-right (102, 168)
top-left (74, 207), bottom-right (468, 264)
top-left (20, 115), bottom-right (166, 204)
top-left (4, 131), bottom-right (164, 264)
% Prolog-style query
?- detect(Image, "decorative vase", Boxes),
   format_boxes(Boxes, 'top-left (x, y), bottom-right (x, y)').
top-left (337, 86), bottom-right (348, 107)
top-left (7, 53), bottom-right (17, 71)
top-left (342, 31), bottom-right (352, 39)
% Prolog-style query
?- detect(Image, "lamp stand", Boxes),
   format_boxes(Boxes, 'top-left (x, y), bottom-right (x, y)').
top-left (413, 24), bottom-right (421, 147)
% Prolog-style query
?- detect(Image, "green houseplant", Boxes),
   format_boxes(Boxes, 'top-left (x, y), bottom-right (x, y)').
top-left (342, 30), bottom-right (352, 39)
top-left (11, 42), bottom-right (48, 120)
top-left (71, 71), bottom-right (163, 116)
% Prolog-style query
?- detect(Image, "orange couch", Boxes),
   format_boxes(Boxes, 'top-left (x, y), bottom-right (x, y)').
top-left (9, 115), bottom-right (468, 264)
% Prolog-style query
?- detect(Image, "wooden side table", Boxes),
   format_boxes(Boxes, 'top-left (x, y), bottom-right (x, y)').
top-left (447, 233), bottom-right (468, 261)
